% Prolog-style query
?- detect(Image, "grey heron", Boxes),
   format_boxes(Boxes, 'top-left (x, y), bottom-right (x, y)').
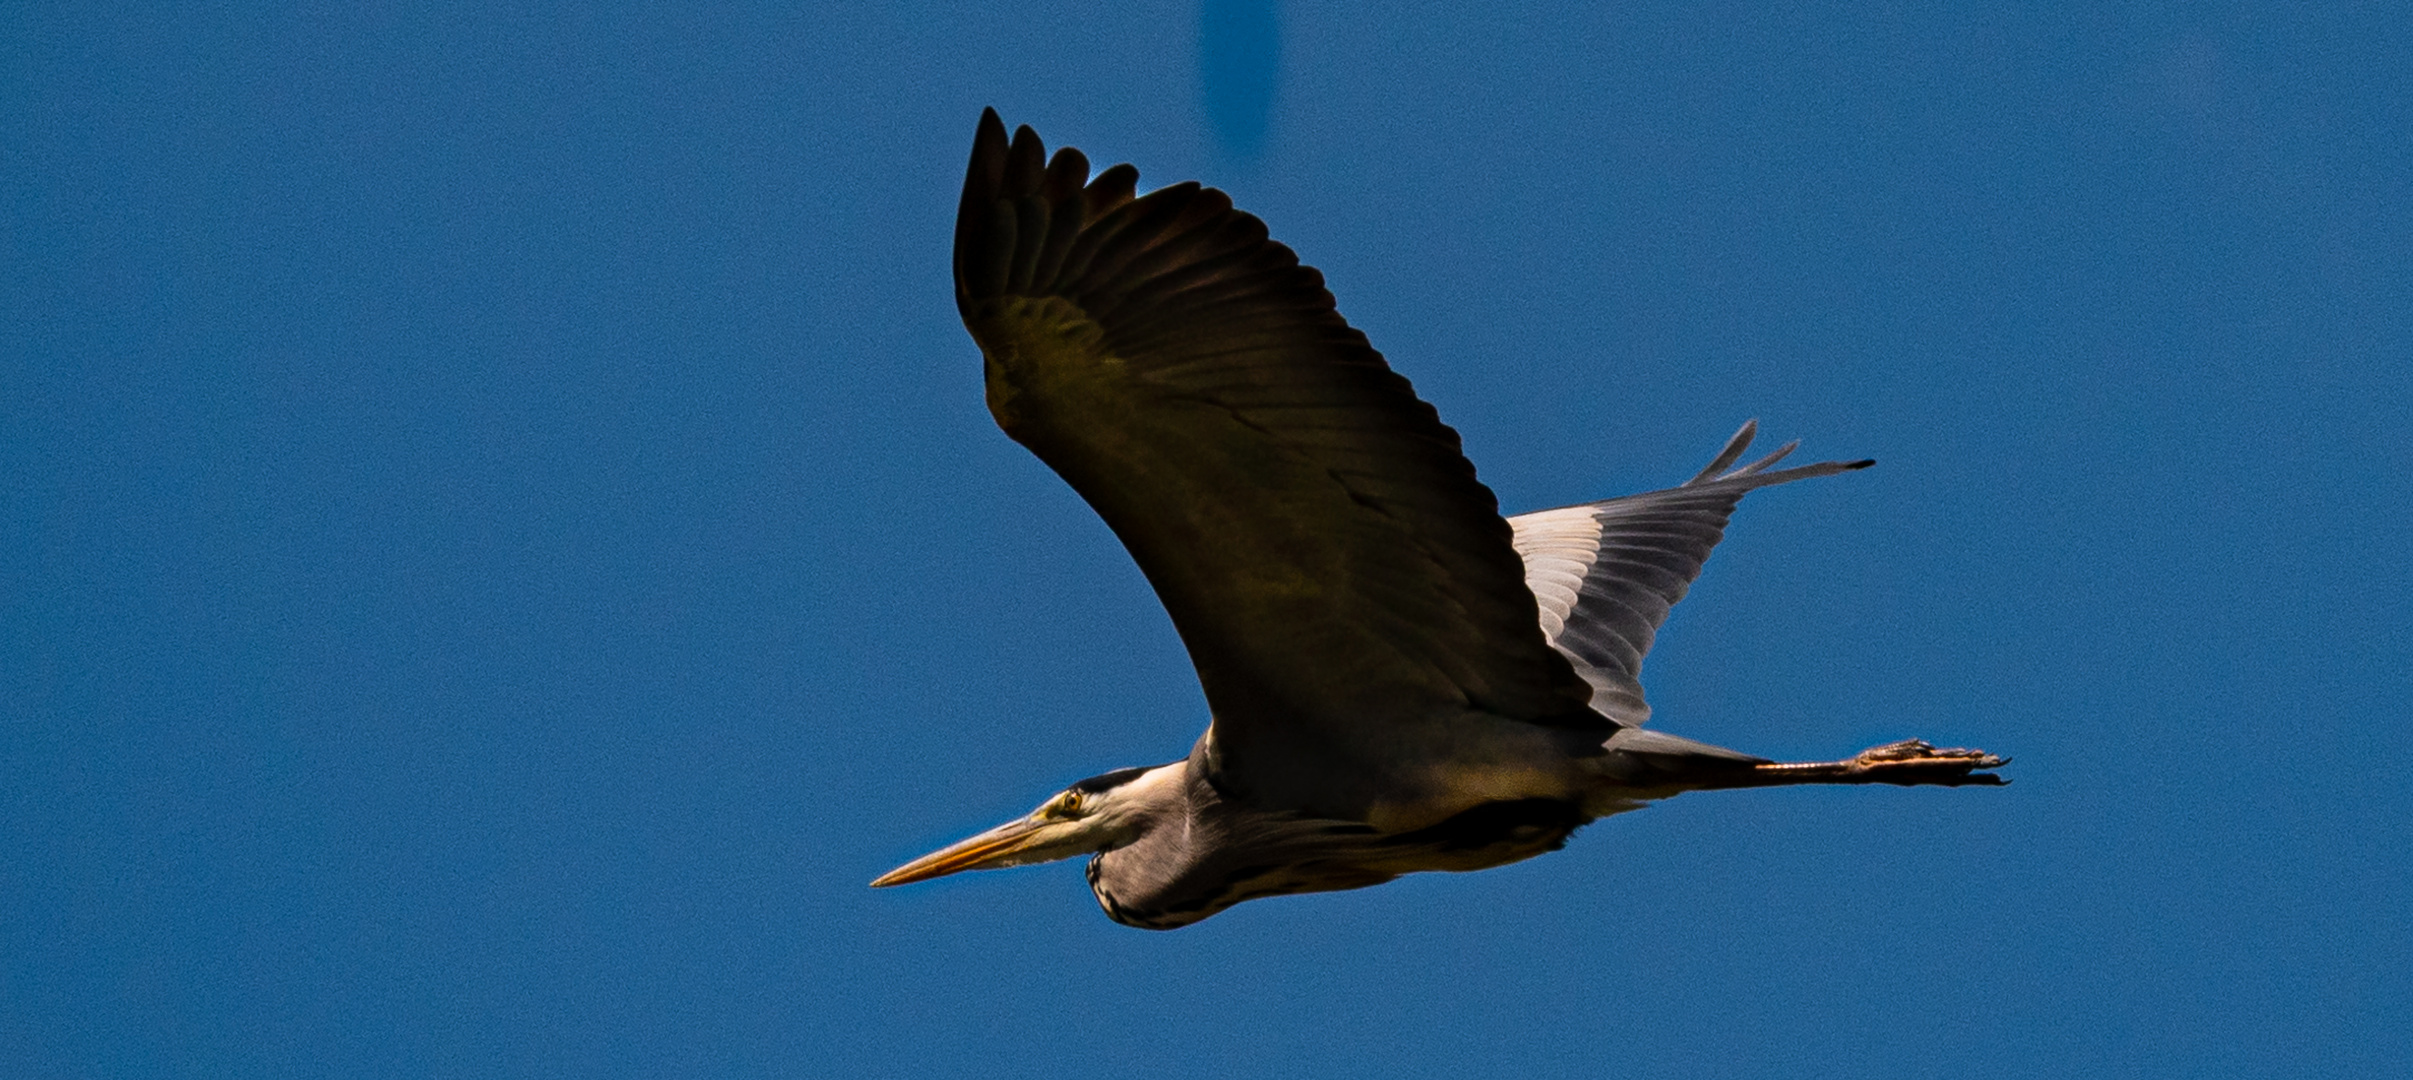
top-left (873, 110), bottom-right (2003, 929)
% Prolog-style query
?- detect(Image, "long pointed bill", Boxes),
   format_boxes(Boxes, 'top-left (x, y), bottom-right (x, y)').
top-left (870, 816), bottom-right (1055, 888)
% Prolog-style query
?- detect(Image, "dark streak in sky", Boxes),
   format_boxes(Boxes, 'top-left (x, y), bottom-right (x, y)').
top-left (1200, 0), bottom-right (1280, 158)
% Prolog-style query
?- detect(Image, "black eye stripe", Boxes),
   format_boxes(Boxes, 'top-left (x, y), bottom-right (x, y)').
top-left (1067, 765), bottom-right (1154, 795)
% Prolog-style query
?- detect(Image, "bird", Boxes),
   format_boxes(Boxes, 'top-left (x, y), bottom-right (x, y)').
top-left (872, 109), bottom-right (2004, 930)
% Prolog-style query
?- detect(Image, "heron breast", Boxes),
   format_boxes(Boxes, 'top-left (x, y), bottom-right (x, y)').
top-left (1088, 797), bottom-right (1590, 929)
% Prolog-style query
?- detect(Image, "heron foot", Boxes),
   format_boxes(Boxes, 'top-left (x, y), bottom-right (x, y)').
top-left (1750, 739), bottom-right (2008, 787)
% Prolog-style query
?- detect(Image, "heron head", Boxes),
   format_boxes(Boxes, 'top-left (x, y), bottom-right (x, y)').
top-left (870, 762), bottom-right (1180, 888)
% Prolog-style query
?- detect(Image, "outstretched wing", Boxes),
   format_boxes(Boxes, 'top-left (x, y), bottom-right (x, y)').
top-left (953, 110), bottom-right (1601, 815)
top-left (1510, 422), bottom-right (1872, 725)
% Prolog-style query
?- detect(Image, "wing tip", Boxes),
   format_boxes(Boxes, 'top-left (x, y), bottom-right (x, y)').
top-left (968, 107), bottom-right (1010, 186)
top-left (957, 109), bottom-right (1015, 286)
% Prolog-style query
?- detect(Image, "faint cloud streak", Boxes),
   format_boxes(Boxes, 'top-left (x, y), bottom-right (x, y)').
top-left (1199, 0), bottom-right (1281, 159)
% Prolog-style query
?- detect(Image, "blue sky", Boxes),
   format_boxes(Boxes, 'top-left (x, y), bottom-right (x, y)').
top-left (6, 3), bottom-right (2408, 1077)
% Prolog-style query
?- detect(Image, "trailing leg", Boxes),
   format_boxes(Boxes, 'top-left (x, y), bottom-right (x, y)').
top-left (1736, 739), bottom-right (2007, 788)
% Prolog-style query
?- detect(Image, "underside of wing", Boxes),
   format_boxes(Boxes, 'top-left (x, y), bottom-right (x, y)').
top-left (953, 110), bottom-right (1602, 816)
top-left (1510, 421), bottom-right (1873, 725)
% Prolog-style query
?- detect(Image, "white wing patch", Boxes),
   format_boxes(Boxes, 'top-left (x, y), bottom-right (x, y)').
top-left (1508, 506), bottom-right (1603, 641)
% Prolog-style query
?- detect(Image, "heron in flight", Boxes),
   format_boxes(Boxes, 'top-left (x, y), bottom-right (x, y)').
top-left (874, 110), bottom-right (2003, 929)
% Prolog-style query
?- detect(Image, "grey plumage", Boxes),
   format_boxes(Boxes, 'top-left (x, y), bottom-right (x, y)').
top-left (871, 111), bottom-right (2005, 929)
top-left (1512, 420), bottom-right (1872, 726)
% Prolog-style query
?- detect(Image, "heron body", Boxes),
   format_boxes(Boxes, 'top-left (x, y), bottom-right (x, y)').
top-left (874, 110), bottom-right (2004, 929)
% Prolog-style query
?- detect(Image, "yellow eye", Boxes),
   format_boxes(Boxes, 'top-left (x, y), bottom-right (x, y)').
top-left (1056, 792), bottom-right (1085, 816)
